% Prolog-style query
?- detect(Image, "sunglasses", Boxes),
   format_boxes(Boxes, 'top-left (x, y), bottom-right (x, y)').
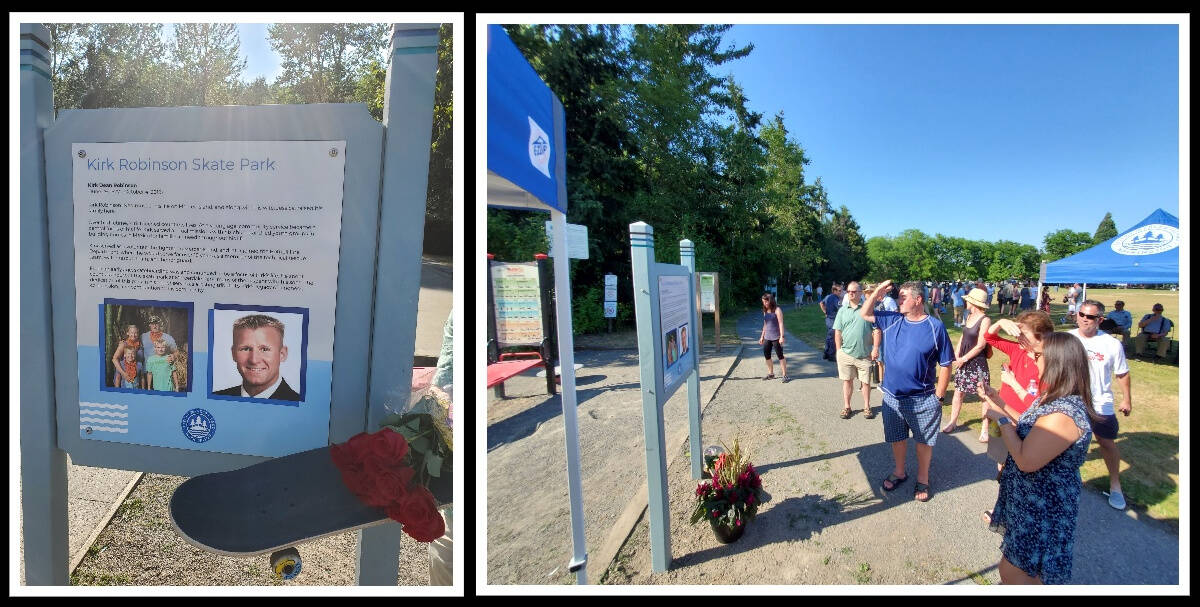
top-left (1078, 312), bottom-right (1102, 321)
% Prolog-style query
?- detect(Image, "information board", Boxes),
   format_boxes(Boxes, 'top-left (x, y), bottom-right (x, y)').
top-left (604, 273), bottom-right (617, 318)
top-left (699, 273), bottom-right (717, 313)
top-left (658, 274), bottom-right (695, 399)
top-left (71, 141), bottom-right (345, 457)
top-left (545, 220), bottom-right (589, 259)
top-left (491, 262), bottom-right (543, 346)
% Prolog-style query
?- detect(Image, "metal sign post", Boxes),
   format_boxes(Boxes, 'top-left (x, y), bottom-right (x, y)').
top-left (630, 222), bottom-right (701, 573)
top-left (679, 241), bottom-right (703, 480)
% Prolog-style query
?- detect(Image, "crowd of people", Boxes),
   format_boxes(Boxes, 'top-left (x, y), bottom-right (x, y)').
top-left (763, 276), bottom-right (1161, 584)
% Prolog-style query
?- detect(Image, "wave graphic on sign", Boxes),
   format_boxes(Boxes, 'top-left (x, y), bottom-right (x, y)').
top-left (80, 402), bottom-right (129, 434)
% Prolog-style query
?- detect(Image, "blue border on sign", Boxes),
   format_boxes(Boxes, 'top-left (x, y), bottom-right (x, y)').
top-left (207, 303), bottom-right (309, 407)
top-left (98, 298), bottom-right (194, 397)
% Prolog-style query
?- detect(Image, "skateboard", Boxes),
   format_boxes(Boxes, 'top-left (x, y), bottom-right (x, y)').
top-left (169, 444), bottom-right (452, 580)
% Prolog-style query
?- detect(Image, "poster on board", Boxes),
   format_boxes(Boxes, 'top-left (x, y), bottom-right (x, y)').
top-left (72, 141), bottom-right (345, 457)
top-left (491, 262), bottom-right (543, 346)
top-left (699, 273), bottom-right (716, 313)
top-left (658, 274), bottom-right (694, 399)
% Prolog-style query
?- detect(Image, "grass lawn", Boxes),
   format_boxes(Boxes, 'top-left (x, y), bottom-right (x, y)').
top-left (784, 287), bottom-right (1180, 527)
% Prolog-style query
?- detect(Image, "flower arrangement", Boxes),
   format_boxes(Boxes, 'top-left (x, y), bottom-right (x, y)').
top-left (329, 385), bottom-right (452, 543)
top-left (690, 438), bottom-right (764, 537)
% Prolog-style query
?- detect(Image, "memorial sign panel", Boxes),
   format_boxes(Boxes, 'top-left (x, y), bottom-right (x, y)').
top-left (72, 141), bottom-right (346, 457)
top-left (658, 274), bottom-right (694, 400)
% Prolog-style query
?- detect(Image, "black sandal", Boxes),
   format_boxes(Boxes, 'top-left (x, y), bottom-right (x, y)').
top-left (762, 374), bottom-right (775, 381)
top-left (914, 482), bottom-right (932, 502)
top-left (881, 473), bottom-right (908, 492)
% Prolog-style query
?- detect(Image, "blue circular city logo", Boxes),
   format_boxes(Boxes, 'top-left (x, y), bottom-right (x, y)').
top-left (181, 408), bottom-right (216, 443)
top-left (1110, 224), bottom-right (1179, 256)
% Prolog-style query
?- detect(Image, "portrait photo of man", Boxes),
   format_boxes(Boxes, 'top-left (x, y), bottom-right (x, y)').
top-left (211, 311), bottom-right (305, 401)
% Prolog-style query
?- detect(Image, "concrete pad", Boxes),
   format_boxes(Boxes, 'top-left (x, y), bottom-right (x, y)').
top-left (67, 464), bottom-right (140, 503)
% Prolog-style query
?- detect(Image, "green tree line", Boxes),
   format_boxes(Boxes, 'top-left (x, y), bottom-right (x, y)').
top-left (47, 22), bottom-right (453, 255)
top-left (487, 24), bottom-right (1124, 334)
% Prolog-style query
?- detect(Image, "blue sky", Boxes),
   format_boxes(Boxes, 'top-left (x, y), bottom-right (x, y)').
top-left (236, 23), bottom-right (281, 83)
top-left (712, 24), bottom-right (1180, 249)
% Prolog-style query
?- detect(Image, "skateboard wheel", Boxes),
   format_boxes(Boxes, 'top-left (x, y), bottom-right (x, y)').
top-left (270, 548), bottom-right (302, 580)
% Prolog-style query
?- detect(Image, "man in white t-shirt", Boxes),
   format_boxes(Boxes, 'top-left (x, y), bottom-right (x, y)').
top-left (1070, 299), bottom-right (1133, 510)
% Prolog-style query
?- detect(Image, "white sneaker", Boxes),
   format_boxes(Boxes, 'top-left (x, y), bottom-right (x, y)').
top-left (1105, 490), bottom-right (1126, 510)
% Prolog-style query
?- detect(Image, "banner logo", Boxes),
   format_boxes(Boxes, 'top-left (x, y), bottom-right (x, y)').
top-left (528, 116), bottom-right (551, 178)
top-left (1110, 224), bottom-right (1179, 256)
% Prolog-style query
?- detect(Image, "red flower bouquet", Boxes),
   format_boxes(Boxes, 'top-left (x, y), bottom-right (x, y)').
top-left (690, 438), bottom-right (764, 541)
top-left (330, 427), bottom-right (446, 542)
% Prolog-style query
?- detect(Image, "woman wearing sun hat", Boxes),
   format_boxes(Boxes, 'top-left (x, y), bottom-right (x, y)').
top-left (941, 287), bottom-right (993, 433)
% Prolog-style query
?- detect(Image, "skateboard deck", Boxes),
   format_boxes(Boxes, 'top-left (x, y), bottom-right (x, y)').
top-left (169, 444), bottom-right (452, 557)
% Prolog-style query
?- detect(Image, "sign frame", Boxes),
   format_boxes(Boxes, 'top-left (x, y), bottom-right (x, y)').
top-left (43, 104), bottom-right (385, 476)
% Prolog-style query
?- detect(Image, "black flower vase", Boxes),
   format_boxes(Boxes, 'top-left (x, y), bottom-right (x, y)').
top-left (710, 520), bottom-right (746, 544)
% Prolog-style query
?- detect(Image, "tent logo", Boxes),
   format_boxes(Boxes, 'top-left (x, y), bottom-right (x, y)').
top-left (1110, 224), bottom-right (1179, 256)
top-left (528, 116), bottom-right (552, 179)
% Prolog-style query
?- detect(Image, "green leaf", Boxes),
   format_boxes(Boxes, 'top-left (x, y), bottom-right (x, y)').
top-left (410, 436), bottom-right (430, 452)
top-left (425, 452), bottom-right (443, 477)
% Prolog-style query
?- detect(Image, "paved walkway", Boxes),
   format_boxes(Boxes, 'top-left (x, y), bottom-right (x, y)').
top-left (599, 310), bottom-right (1179, 585)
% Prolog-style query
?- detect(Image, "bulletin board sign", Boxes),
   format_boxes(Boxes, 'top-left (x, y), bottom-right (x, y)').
top-left (43, 104), bottom-right (386, 473)
top-left (68, 140), bottom-right (343, 457)
top-left (699, 272), bottom-right (717, 313)
top-left (654, 265), bottom-right (698, 404)
top-left (491, 261), bottom-right (544, 347)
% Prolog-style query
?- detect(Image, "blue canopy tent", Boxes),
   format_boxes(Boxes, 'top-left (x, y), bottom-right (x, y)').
top-left (486, 25), bottom-right (588, 584)
top-left (1040, 208), bottom-right (1180, 309)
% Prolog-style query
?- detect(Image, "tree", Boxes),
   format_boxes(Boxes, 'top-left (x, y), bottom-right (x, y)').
top-left (267, 23), bottom-right (388, 104)
top-left (1043, 229), bottom-right (1095, 262)
top-left (169, 23), bottom-right (247, 106)
top-left (422, 24), bottom-right (454, 256)
top-left (1093, 212), bottom-right (1118, 244)
top-left (49, 23), bottom-right (169, 111)
top-left (821, 206), bottom-right (870, 285)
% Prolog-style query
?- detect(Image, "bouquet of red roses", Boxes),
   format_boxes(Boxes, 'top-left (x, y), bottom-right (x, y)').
top-left (330, 427), bottom-right (446, 542)
top-left (690, 438), bottom-right (764, 532)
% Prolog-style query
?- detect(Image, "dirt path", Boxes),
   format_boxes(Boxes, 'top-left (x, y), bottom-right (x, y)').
top-left (598, 312), bottom-right (1180, 586)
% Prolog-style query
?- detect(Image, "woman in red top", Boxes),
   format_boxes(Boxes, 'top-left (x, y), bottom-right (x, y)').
top-left (982, 310), bottom-right (1054, 442)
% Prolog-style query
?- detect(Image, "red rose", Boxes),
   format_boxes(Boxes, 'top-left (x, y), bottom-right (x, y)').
top-left (388, 486), bottom-right (445, 542)
top-left (362, 457), bottom-right (415, 505)
top-left (368, 428), bottom-right (409, 462)
top-left (339, 464), bottom-right (372, 500)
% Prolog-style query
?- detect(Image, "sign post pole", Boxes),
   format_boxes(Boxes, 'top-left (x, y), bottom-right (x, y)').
top-left (680, 241), bottom-right (703, 480)
top-left (358, 22), bottom-right (440, 586)
top-left (630, 222), bottom-right (671, 573)
top-left (19, 22), bottom-right (70, 586)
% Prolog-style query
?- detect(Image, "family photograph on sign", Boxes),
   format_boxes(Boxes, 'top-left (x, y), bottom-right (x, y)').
top-left (209, 306), bottom-right (308, 403)
top-left (102, 300), bottom-right (193, 395)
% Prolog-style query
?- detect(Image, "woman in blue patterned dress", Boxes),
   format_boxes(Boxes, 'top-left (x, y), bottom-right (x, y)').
top-left (973, 332), bottom-right (1100, 584)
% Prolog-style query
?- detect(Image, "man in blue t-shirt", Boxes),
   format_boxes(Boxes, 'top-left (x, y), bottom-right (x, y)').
top-left (859, 279), bottom-right (953, 503)
top-left (819, 283), bottom-right (843, 361)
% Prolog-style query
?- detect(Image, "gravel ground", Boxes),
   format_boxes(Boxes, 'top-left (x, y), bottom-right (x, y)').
top-left (486, 337), bottom-right (740, 585)
top-left (69, 472), bottom-right (436, 586)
